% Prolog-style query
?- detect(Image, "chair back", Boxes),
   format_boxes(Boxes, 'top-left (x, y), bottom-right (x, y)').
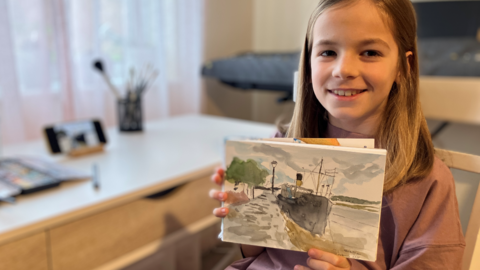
top-left (435, 148), bottom-right (480, 270)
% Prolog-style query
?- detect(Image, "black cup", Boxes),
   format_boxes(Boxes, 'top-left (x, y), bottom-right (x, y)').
top-left (117, 98), bottom-right (143, 132)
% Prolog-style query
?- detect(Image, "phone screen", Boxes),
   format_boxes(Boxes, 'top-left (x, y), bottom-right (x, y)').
top-left (45, 120), bottom-right (106, 154)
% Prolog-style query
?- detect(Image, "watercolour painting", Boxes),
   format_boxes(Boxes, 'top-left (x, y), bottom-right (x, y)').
top-left (222, 139), bottom-right (386, 261)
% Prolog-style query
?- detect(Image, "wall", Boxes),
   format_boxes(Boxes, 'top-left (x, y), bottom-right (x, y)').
top-left (250, 0), bottom-right (317, 123)
top-left (252, 0), bottom-right (317, 52)
top-left (201, 0), bottom-right (254, 121)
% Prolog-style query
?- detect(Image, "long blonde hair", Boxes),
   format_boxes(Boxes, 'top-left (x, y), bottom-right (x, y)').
top-left (286, 0), bottom-right (434, 194)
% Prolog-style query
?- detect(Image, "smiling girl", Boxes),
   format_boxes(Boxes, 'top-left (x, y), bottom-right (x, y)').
top-left (210, 0), bottom-right (465, 269)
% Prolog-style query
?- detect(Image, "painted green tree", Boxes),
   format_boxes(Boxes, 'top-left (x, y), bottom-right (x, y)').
top-left (225, 157), bottom-right (270, 195)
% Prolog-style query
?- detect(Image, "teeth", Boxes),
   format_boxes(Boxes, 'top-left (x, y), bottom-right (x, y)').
top-left (333, 90), bottom-right (363, 96)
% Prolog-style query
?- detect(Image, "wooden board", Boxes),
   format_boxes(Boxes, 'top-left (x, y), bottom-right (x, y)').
top-left (49, 176), bottom-right (219, 270)
top-left (0, 232), bottom-right (48, 270)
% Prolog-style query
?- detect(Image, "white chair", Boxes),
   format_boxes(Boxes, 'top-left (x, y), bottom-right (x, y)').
top-left (435, 148), bottom-right (480, 270)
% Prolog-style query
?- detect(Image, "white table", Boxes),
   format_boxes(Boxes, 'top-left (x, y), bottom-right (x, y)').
top-left (0, 115), bottom-right (275, 270)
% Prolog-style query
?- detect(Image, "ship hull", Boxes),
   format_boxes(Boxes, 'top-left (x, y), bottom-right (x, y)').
top-left (276, 193), bottom-right (332, 236)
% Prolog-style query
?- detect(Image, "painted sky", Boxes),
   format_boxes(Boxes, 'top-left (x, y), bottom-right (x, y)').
top-left (225, 140), bottom-right (386, 201)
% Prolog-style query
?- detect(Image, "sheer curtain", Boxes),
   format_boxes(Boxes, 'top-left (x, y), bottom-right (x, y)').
top-left (0, 0), bottom-right (204, 145)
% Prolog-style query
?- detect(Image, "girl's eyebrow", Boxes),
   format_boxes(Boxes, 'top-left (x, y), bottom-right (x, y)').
top-left (313, 38), bottom-right (390, 50)
top-left (313, 39), bottom-right (338, 48)
top-left (359, 38), bottom-right (390, 50)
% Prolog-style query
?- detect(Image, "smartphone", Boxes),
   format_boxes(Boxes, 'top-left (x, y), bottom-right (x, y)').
top-left (44, 120), bottom-right (107, 154)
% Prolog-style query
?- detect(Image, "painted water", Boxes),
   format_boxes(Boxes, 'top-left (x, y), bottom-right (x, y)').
top-left (225, 191), bottom-right (380, 260)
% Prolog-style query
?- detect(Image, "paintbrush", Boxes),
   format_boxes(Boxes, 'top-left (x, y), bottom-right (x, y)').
top-left (138, 70), bottom-right (158, 96)
top-left (93, 60), bottom-right (122, 99)
top-left (128, 67), bottom-right (136, 101)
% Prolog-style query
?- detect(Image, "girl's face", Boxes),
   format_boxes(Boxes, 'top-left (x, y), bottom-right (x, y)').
top-left (310, 0), bottom-right (400, 132)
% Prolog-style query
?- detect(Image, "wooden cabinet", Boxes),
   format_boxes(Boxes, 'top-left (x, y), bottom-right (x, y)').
top-left (0, 233), bottom-right (49, 270)
top-left (48, 176), bottom-right (218, 270)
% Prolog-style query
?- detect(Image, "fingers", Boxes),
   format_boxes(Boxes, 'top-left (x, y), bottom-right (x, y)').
top-left (212, 207), bottom-right (229, 217)
top-left (211, 167), bottom-right (225, 186)
top-left (210, 167), bottom-right (227, 219)
top-left (211, 173), bottom-right (222, 185)
top-left (209, 189), bottom-right (228, 201)
top-left (216, 167), bottom-right (225, 176)
top-left (306, 258), bottom-right (332, 270)
top-left (294, 265), bottom-right (313, 270)
top-left (307, 249), bottom-right (350, 268)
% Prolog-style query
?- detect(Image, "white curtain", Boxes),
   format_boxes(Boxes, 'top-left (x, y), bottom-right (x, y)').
top-left (0, 0), bottom-right (204, 145)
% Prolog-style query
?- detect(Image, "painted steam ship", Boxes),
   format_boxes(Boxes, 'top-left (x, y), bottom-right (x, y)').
top-left (276, 159), bottom-right (337, 236)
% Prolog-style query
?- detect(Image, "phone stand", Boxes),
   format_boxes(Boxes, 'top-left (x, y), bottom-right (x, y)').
top-left (68, 144), bottom-right (105, 157)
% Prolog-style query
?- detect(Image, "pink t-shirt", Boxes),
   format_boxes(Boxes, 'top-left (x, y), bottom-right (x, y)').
top-left (226, 124), bottom-right (465, 270)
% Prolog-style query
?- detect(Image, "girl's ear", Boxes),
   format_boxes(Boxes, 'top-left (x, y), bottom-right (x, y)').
top-left (396, 51), bottom-right (413, 82)
top-left (405, 51), bottom-right (413, 73)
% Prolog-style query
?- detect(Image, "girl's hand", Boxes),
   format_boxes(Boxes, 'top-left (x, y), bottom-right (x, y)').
top-left (294, 249), bottom-right (351, 270)
top-left (209, 167), bottom-right (266, 258)
top-left (209, 167), bottom-right (229, 217)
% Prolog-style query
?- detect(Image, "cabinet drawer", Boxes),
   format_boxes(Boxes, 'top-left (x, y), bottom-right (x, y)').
top-left (0, 232), bottom-right (48, 270)
top-left (49, 176), bottom-right (219, 270)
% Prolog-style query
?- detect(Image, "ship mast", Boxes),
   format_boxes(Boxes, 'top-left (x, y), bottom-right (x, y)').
top-left (315, 159), bottom-right (323, 195)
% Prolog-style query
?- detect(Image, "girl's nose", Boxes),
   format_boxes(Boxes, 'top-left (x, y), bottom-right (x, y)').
top-left (332, 54), bottom-right (359, 80)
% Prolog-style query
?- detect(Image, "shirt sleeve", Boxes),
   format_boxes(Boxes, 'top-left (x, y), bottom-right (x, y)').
top-left (350, 157), bottom-right (466, 270)
top-left (392, 160), bottom-right (465, 269)
top-left (392, 245), bottom-right (465, 270)
top-left (349, 244), bottom-right (464, 270)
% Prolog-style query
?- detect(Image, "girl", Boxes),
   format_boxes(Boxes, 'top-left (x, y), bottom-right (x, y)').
top-left (210, 0), bottom-right (465, 269)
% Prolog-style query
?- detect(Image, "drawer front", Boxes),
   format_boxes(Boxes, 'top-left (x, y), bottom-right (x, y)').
top-left (0, 232), bottom-right (48, 270)
top-left (49, 176), bottom-right (219, 270)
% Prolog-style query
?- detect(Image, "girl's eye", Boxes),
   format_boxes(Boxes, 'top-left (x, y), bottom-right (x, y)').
top-left (320, 50), bottom-right (336, 57)
top-left (362, 50), bottom-right (381, 57)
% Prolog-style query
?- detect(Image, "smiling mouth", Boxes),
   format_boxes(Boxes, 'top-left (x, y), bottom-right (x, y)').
top-left (328, 89), bottom-right (367, 97)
